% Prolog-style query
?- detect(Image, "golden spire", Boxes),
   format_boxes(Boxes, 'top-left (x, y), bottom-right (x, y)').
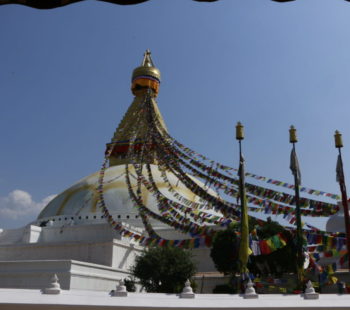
top-left (131, 49), bottom-right (161, 97)
top-left (107, 51), bottom-right (167, 166)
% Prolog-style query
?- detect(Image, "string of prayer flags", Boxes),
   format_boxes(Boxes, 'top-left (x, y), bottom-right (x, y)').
top-left (164, 132), bottom-right (340, 200)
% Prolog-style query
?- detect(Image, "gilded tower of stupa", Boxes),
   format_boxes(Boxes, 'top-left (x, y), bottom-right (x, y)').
top-left (107, 50), bottom-right (168, 166)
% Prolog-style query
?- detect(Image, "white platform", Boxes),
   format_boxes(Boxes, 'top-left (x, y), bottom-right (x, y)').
top-left (1, 289), bottom-right (350, 310)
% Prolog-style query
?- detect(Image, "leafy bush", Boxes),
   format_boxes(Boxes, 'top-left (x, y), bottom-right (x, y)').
top-left (123, 277), bottom-right (136, 292)
top-left (212, 283), bottom-right (237, 294)
top-left (131, 246), bottom-right (196, 293)
top-left (210, 223), bottom-right (240, 275)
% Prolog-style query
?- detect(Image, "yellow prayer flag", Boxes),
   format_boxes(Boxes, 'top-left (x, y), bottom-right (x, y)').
top-left (329, 276), bottom-right (338, 284)
top-left (238, 154), bottom-right (251, 273)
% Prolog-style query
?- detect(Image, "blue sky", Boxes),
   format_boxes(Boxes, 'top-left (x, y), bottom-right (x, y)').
top-left (0, 0), bottom-right (350, 228)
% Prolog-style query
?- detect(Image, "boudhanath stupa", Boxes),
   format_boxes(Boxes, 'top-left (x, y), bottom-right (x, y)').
top-left (0, 51), bottom-right (225, 291)
top-left (0, 50), bottom-right (349, 293)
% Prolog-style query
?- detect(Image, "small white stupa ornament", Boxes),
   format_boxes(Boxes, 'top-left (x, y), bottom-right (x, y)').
top-left (180, 279), bottom-right (195, 298)
top-left (304, 280), bottom-right (319, 299)
top-left (243, 278), bottom-right (258, 299)
top-left (112, 279), bottom-right (128, 297)
top-left (42, 274), bottom-right (61, 295)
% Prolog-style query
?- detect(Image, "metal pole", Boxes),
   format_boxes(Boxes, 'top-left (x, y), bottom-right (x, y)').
top-left (292, 142), bottom-right (303, 284)
top-left (289, 126), bottom-right (303, 287)
top-left (236, 122), bottom-right (248, 291)
top-left (236, 122), bottom-right (245, 224)
top-left (337, 148), bottom-right (350, 271)
top-left (239, 140), bottom-right (244, 217)
top-left (334, 130), bottom-right (350, 271)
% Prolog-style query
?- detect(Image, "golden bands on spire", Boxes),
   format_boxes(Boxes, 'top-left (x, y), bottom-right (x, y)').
top-left (131, 50), bottom-right (161, 97)
top-left (131, 78), bottom-right (159, 97)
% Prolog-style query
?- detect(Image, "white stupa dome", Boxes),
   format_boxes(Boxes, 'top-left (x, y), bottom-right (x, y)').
top-left (37, 164), bottom-right (222, 229)
top-left (36, 51), bottom-right (224, 236)
top-left (326, 201), bottom-right (349, 233)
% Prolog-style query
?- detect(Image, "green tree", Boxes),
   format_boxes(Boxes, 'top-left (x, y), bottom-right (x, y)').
top-left (210, 218), bottom-right (297, 277)
top-left (210, 223), bottom-right (240, 275)
top-left (248, 218), bottom-right (297, 276)
top-left (131, 246), bottom-right (196, 293)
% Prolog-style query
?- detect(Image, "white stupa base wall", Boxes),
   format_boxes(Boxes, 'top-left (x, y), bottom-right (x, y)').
top-left (0, 223), bottom-right (218, 274)
top-left (0, 224), bottom-right (144, 270)
top-left (0, 239), bottom-right (143, 270)
top-left (191, 247), bottom-right (216, 273)
top-left (0, 260), bottom-right (130, 291)
top-left (0, 222), bottom-right (220, 293)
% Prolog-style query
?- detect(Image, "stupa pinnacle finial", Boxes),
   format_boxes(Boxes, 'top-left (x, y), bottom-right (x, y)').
top-left (142, 49), bottom-right (154, 67)
top-left (131, 50), bottom-right (161, 97)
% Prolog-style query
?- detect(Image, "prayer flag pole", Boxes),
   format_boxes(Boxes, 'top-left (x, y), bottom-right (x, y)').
top-left (289, 126), bottom-right (304, 286)
top-left (236, 122), bottom-right (250, 278)
top-left (334, 130), bottom-right (350, 271)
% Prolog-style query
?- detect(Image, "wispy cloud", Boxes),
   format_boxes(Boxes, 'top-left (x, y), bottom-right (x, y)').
top-left (0, 190), bottom-right (56, 220)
